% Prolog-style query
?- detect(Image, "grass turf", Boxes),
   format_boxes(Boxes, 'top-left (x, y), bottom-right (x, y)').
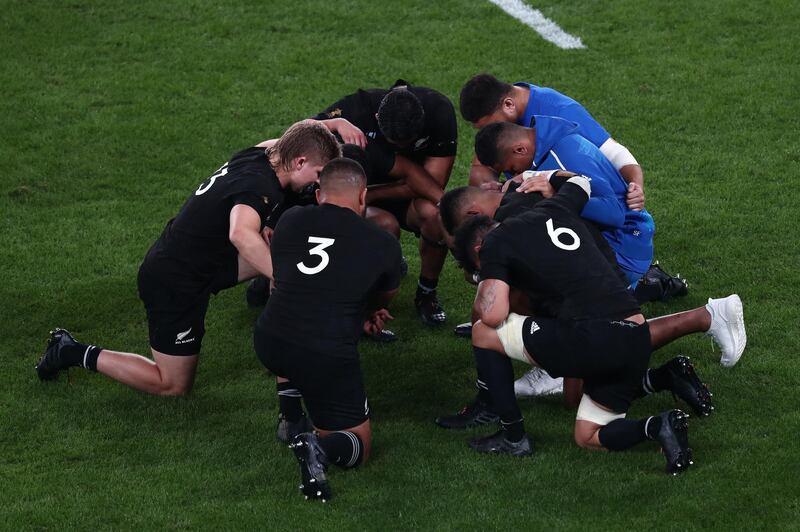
top-left (2, 0), bottom-right (799, 528)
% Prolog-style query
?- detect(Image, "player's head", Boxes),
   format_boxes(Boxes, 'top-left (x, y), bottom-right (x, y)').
top-left (453, 215), bottom-right (497, 275)
top-left (271, 119), bottom-right (342, 191)
top-left (439, 186), bottom-right (496, 236)
top-left (377, 88), bottom-right (425, 147)
top-left (460, 74), bottom-right (516, 128)
top-left (475, 122), bottom-right (534, 175)
top-left (317, 157), bottom-right (368, 216)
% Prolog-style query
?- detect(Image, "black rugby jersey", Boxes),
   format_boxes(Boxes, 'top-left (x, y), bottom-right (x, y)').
top-left (258, 203), bottom-right (402, 356)
top-left (480, 177), bottom-right (641, 321)
top-left (143, 147), bottom-right (284, 293)
top-left (313, 80), bottom-right (457, 184)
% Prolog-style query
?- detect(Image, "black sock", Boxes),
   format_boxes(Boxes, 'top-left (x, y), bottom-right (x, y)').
top-left (417, 276), bottom-right (438, 295)
top-left (643, 364), bottom-right (671, 394)
top-left (598, 416), bottom-right (660, 451)
top-left (473, 346), bottom-right (522, 426)
top-left (501, 419), bottom-right (525, 443)
top-left (59, 342), bottom-right (102, 372)
top-left (475, 378), bottom-right (492, 405)
top-left (319, 431), bottom-right (363, 469)
top-left (277, 381), bottom-right (304, 422)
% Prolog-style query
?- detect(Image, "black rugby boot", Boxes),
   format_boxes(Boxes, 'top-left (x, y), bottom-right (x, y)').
top-left (35, 328), bottom-right (78, 381)
top-left (290, 432), bottom-right (332, 502)
top-left (655, 409), bottom-right (693, 475)
top-left (276, 414), bottom-right (314, 444)
top-left (665, 356), bottom-right (714, 417)
top-left (468, 429), bottom-right (533, 457)
top-left (435, 399), bottom-right (499, 429)
top-left (415, 290), bottom-right (446, 326)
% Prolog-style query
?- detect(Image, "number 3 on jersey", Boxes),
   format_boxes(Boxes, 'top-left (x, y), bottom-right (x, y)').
top-left (297, 236), bottom-right (335, 275)
top-left (546, 218), bottom-right (580, 251)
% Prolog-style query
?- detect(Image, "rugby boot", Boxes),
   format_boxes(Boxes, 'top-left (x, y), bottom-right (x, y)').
top-left (706, 294), bottom-right (746, 367)
top-left (655, 409), bottom-right (693, 475)
top-left (514, 367), bottom-right (564, 398)
top-left (399, 256), bottom-right (408, 278)
top-left (435, 399), bottom-right (499, 429)
top-left (245, 276), bottom-right (270, 307)
top-left (415, 290), bottom-right (446, 326)
top-left (276, 414), bottom-right (314, 444)
top-left (634, 261), bottom-right (689, 304)
top-left (363, 329), bottom-right (398, 343)
top-left (468, 429), bottom-right (533, 457)
top-left (454, 321), bottom-right (472, 338)
top-left (664, 356), bottom-right (714, 417)
top-left (35, 328), bottom-right (78, 381)
top-left (290, 432), bottom-right (332, 502)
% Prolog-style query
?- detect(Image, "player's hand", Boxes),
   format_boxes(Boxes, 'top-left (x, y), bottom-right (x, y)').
top-left (335, 118), bottom-right (367, 149)
top-left (363, 309), bottom-right (394, 335)
top-left (261, 226), bottom-right (274, 245)
top-left (626, 182), bottom-right (645, 211)
top-left (516, 175), bottom-right (555, 197)
top-left (479, 180), bottom-right (503, 192)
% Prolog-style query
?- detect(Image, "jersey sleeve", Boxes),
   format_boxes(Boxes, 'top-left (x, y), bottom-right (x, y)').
top-left (548, 175), bottom-right (592, 216)
top-left (375, 237), bottom-right (403, 292)
top-left (578, 176), bottom-right (625, 228)
top-left (560, 103), bottom-right (611, 148)
top-left (478, 234), bottom-right (512, 283)
top-left (312, 93), bottom-right (355, 120)
top-left (424, 93), bottom-right (458, 157)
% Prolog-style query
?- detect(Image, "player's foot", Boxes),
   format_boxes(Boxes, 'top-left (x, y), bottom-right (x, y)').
top-left (35, 328), bottom-right (77, 381)
top-left (363, 329), bottom-right (398, 343)
top-left (664, 356), bottom-right (714, 417)
top-left (706, 294), bottom-right (746, 367)
top-left (415, 290), bottom-right (446, 326)
top-left (514, 367), bottom-right (564, 398)
top-left (655, 409), bottom-right (693, 475)
top-left (468, 430), bottom-right (533, 457)
top-left (245, 276), bottom-right (270, 307)
top-left (399, 256), bottom-right (408, 277)
top-left (290, 432), bottom-right (332, 502)
top-left (454, 322), bottom-right (472, 338)
top-left (435, 399), bottom-right (499, 429)
top-left (276, 414), bottom-right (314, 444)
top-left (634, 261), bottom-right (689, 304)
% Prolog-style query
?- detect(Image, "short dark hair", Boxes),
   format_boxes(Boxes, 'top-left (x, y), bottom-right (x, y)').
top-left (459, 74), bottom-right (513, 122)
top-left (439, 186), bottom-right (475, 235)
top-left (474, 121), bottom-right (511, 168)
top-left (341, 143), bottom-right (372, 181)
top-left (377, 88), bottom-right (425, 145)
top-left (453, 215), bottom-right (495, 275)
top-left (319, 157), bottom-right (366, 193)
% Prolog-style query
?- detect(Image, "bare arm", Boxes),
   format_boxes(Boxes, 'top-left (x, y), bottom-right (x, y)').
top-left (229, 204), bottom-right (273, 279)
top-left (473, 279), bottom-right (510, 328)
top-left (423, 156), bottom-right (455, 189)
top-left (255, 138), bottom-right (278, 149)
top-left (468, 154), bottom-right (500, 186)
top-left (389, 155), bottom-right (443, 204)
top-left (314, 117), bottom-right (367, 148)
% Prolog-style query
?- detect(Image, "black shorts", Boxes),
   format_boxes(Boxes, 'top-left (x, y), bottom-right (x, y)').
top-left (254, 330), bottom-right (369, 431)
top-left (137, 266), bottom-right (209, 356)
top-left (522, 317), bottom-right (651, 413)
top-left (369, 198), bottom-right (416, 235)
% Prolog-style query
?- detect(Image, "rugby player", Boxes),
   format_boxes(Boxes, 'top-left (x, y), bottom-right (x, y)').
top-left (459, 73), bottom-right (687, 304)
top-left (35, 120), bottom-right (340, 395)
top-left (436, 174), bottom-right (719, 474)
top-left (311, 80), bottom-right (457, 325)
top-left (254, 158), bottom-right (401, 502)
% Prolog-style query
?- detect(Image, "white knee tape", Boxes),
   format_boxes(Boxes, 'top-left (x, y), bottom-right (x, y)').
top-left (576, 394), bottom-right (626, 425)
top-left (496, 313), bottom-right (530, 363)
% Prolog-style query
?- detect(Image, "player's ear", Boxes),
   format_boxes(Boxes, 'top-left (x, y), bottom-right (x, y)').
top-left (512, 143), bottom-right (528, 155)
top-left (315, 187), bottom-right (322, 204)
top-left (501, 96), bottom-right (516, 117)
top-left (358, 187), bottom-right (367, 214)
top-left (294, 156), bottom-right (307, 170)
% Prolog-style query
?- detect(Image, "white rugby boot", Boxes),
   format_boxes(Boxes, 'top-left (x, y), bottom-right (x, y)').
top-left (514, 367), bottom-right (563, 398)
top-left (705, 294), bottom-right (747, 367)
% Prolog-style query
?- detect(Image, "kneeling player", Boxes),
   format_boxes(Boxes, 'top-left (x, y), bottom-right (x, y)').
top-left (35, 120), bottom-right (340, 395)
top-left (254, 158), bottom-right (401, 501)
top-left (436, 175), bottom-right (715, 473)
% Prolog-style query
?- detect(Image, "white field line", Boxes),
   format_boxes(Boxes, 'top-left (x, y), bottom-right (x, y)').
top-left (487, 0), bottom-right (586, 50)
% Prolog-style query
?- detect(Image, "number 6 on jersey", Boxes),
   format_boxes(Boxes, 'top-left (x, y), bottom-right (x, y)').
top-left (297, 236), bottom-right (335, 275)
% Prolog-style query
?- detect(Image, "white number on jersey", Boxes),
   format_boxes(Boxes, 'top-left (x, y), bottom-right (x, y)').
top-left (546, 218), bottom-right (581, 251)
top-left (297, 236), bottom-right (335, 275)
top-left (195, 163), bottom-right (229, 196)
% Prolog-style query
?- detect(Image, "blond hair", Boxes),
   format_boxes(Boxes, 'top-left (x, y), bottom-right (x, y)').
top-left (269, 119), bottom-right (341, 171)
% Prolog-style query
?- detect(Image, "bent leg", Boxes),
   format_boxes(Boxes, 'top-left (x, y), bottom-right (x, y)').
top-left (317, 419), bottom-right (372, 465)
top-left (648, 307), bottom-right (710, 350)
top-left (96, 348), bottom-right (198, 396)
top-left (366, 207), bottom-right (401, 239)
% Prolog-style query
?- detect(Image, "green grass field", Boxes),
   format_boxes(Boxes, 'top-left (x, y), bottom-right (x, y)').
top-left (2, 0), bottom-right (800, 529)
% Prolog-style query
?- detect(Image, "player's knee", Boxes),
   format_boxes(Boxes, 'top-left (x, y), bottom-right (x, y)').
top-left (471, 321), bottom-right (493, 349)
top-left (367, 210), bottom-right (400, 238)
top-left (574, 429), bottom-right (596, 449)
top-left (414, 199), bottom-right (438, 224)
top-left (154, 379), bottom-right (193, 396)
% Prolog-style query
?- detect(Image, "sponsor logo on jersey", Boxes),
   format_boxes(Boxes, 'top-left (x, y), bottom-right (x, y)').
top-left (262, 196), bottom-right (270, 205)
top-left (529, 320), bottom-right (541, 334)
top-left (326, 108), bottom-right (342, 118)
top-left (175, 327), bottom-right (195, 344)
top-left (367, 131), bottom-right (377, 139)
top-left (413, 136), bottom-right (430, 149)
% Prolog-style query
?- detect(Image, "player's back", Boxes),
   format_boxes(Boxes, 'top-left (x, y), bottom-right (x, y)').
top-left (259, 203), bottom-right (401, 356)
top-left (484, 193), bottom-right (640, 321)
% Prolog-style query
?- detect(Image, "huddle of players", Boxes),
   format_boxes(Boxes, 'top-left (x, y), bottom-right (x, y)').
top-left (35, 75), bottom-right (747, 502)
